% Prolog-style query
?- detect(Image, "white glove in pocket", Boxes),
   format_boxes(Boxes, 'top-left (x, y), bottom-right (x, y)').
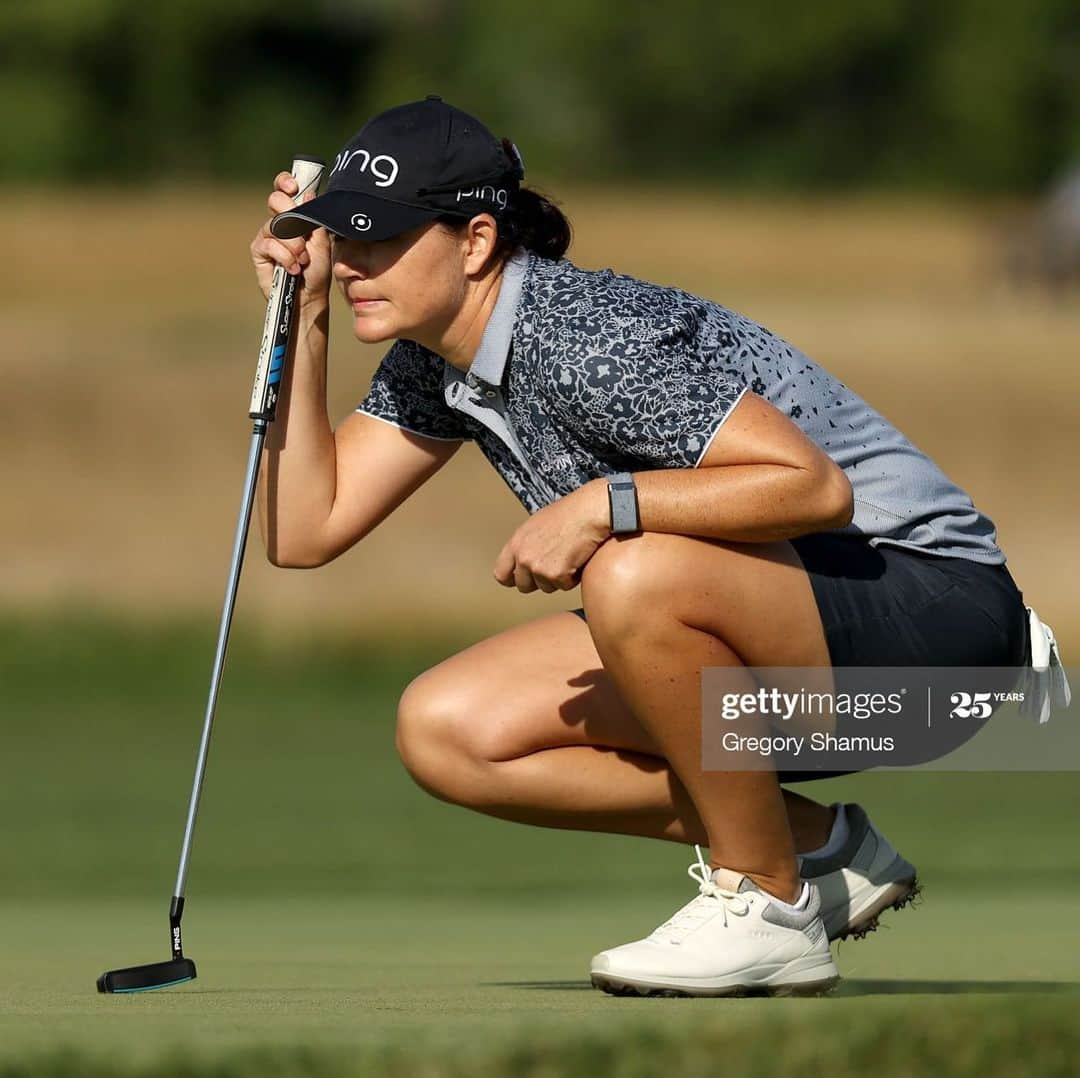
top-left (1018, 605), bottom-right (1072, 724)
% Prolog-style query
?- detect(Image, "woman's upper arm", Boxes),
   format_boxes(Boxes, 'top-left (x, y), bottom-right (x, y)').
top-left (697, 390), bottom-right (830, 470)
top-left (293, 336), bottom-right (468, 566)
top-left (312, 410), bottom-right (464, 565)
top-left (698, 391), bottom-right (853, 518)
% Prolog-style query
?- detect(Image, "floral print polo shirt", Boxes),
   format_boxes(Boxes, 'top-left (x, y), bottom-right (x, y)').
top-left (355, 246), bottom-right (1005, 565)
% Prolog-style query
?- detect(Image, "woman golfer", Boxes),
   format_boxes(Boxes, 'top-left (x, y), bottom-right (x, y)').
top-left (251, 96), bottom-right (1030, 997)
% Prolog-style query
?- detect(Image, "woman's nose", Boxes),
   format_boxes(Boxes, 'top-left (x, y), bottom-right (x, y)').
top-left (332, 238), bottom-right (371, 279)
top-left (333, 256), bottom-right (367, 280)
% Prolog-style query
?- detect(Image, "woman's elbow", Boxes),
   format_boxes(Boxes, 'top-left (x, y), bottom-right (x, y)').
top-left (820, 468), bottom-right (854, 529)
top-left (265, 544), bottom-right (327, 569)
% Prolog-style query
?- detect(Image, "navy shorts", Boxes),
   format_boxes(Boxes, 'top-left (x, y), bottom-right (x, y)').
top-left (569, 533), bottom-right (1029, 783)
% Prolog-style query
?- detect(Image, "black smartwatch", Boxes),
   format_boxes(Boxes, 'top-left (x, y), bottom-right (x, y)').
top-left (607, 472), bottom-right (640, 534)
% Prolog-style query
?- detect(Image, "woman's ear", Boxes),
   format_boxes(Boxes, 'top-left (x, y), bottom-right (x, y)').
top-left (462, 214), bottom-right (500, 276)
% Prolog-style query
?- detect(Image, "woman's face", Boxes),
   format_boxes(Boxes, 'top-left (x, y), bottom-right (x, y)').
top-left (330, 220), bottom-right (472, 347)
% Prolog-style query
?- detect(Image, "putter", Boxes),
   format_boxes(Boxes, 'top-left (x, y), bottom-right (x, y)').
top-left (97, 155), bottom-right (326, 993)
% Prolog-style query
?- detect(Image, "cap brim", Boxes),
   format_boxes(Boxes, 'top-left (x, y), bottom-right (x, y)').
top-left (270, 190), bottom-right (444, 242)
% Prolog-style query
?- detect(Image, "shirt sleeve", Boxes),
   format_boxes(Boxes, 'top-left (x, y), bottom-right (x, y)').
top-left (548, 310), bottom-right (748, 468)
top-left (355, 339), bottom-right (472, 442)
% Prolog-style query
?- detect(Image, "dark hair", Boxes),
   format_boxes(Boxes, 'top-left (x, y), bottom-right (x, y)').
top-left (435, 187), bottom-right (572, 263)
top-left (435, 187), bottom-right (573, 266)
top-left (436, 136), bottom-right (571, 264)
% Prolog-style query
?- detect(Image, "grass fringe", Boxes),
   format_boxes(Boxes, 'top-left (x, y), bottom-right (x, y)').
top-left (6, 1000), bottom-right (1079, 1078)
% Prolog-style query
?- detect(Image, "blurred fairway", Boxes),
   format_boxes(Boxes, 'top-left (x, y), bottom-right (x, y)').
top-left (3, 611), bottom-right (1080, 1076)
top-left (4, 187), bottom-right (1078, 648)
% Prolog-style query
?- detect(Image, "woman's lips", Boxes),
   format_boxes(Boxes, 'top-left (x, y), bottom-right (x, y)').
top-left (351, 298), bottom-right (385, 310)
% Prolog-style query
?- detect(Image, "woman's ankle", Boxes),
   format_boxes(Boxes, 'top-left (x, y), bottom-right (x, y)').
top-left (744, 870), bottom-right (804, 906)
top-left (788, 798), bottom-right (838, 854)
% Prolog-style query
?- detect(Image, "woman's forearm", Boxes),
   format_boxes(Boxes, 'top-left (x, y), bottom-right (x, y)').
top-left (255, 296), bottom-right (335, 566)
top-left (580, 464), bottom-right (853, 544)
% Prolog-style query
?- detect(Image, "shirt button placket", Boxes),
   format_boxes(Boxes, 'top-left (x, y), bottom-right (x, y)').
top-left (460, 374), bottom-right (556, 507)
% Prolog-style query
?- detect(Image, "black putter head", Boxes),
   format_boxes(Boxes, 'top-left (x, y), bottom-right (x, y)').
top-left (97, 958), bottom-right (197, 994)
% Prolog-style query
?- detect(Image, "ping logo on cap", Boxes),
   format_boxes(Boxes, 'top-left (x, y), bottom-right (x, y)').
top-left (455, 185), bottom-right (510, 209)
top-left (331, 148), bottom-right (400, 188)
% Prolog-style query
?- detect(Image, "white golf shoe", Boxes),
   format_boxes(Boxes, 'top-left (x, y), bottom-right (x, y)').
top-left (589, 846), bottom-right (839, 998)
top-left (797, 802), bottom-right (920, 942)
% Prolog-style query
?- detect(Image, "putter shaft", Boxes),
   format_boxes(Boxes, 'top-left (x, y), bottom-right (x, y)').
top-left (173, 421), bottom-right (266, 906)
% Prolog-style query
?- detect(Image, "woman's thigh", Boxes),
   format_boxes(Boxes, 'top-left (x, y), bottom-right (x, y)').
top-left (401, 608), bottom-right (663, 763)
top-left (577, 531), bottom-right (833, 671)
top-left (399, 603), bottom-right (853, 786)
top-left (400, 534), bottom-right (834, 766)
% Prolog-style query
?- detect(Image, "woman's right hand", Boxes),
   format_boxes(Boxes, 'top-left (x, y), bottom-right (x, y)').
top-left (250, 171), bottom-right (332, 303)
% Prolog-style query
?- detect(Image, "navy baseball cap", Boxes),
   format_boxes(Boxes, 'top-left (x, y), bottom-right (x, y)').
top-left (270, 95), bottom-right (525, 242)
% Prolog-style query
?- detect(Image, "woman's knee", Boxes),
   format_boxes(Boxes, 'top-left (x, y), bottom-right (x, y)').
top-left (395, 672), bottom-right (472, 796)
top-left (394, 669), bottom-right (504, 802)
top-left (581, 532), bottom-right (700, 634)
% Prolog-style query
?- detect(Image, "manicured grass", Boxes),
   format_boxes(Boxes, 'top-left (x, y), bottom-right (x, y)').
top-left (4, 893), bottom-right (1080, 1077)
top-left (2, 611), bottom-right (1078, 1075)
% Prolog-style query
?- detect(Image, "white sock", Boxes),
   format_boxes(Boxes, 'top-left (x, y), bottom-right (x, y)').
top-left (801, 802), bottom-right (849, 860)
top-left (771, 881), bottom-right (810, 912)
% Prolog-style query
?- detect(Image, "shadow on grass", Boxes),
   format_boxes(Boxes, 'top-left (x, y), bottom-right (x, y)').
top-left (107, 977), bottom-right (1080, 997)
top-left (837, 978), bottom-right (1080, 996)
top-left (483, 978), bottom-right (1080, 996)
top-left (180, 981), bottom-right (597, 995)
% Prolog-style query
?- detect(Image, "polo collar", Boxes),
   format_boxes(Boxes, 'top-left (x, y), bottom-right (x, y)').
top-left (464, 245), bottom-right (529, 389)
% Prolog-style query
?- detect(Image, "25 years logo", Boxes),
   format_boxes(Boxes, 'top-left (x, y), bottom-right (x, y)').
top-left (949, 689), bottom-right (1024, 718)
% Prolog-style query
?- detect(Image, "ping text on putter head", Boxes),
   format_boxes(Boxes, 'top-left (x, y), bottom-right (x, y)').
top-left (97, 154), bottom-right (325, 994)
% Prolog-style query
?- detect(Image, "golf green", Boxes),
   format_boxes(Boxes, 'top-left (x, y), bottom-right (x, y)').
top-left (3, 612), bottom-right (1078, 1076)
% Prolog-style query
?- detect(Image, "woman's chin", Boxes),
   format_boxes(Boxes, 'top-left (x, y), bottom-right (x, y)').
top-left (350, 313), bottom-right (396, 343)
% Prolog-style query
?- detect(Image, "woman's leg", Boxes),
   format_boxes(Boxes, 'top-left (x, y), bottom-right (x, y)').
top-left (395, 535), bottom-right (837, 895)
top-left (578, 533), bottom-right (834, 902)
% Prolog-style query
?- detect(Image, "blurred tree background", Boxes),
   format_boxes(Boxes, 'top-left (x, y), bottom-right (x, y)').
top-left (5, 0), bottom-right (1079, 644)
top-left (4, 0), bottom-right (1078, 191)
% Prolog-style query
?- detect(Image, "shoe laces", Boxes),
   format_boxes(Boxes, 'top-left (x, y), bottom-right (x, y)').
top-left (648, 844), bottom-right (751, 945)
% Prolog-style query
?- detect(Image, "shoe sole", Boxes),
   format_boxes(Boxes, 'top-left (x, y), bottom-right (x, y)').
top-left (833, 876), bottom-right (921, 943)
top-left (590, 971), bottom-right (841, 999)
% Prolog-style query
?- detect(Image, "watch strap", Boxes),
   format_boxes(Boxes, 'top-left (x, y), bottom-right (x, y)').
top-left (607, 472), bottom-right (639, 534)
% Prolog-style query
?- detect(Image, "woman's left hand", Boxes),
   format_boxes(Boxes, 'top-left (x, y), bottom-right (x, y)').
top-left (494, 479), bottom-right (611, 593)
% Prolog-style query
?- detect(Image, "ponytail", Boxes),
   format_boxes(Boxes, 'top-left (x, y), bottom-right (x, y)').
top-left (493, 186), bottom-right (573, 261)
top-left (435, 187), bottom-right (573, 264)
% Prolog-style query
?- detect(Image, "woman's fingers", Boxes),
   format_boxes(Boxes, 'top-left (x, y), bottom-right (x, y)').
top-left (267, 189), bottom-right (298, 215)
top-left (265, 189), bottom-right (317, 264)
top-left (268, 169), bottom-right (319, 212)
top-left (514, 565), bottom-right (538, 593)
top-left (263, 226), bottom-right (309, 264)
top-left (252, 234), bottom-right (308, 275)
top-left (259, 198), bottom-right (309, 253)
top-left (253, 173), bottom-right (331, 300)
top-left (513, 563), bottom-right (568, 594)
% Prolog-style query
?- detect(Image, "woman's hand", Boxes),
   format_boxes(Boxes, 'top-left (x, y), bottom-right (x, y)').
top-left (494, 479), bottom-right (612, 593)
top-left (250, 171), bottom-right (332, 303)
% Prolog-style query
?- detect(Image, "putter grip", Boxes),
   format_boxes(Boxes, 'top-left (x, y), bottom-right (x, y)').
top-left (249, 155), bottom-right (326, 421)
